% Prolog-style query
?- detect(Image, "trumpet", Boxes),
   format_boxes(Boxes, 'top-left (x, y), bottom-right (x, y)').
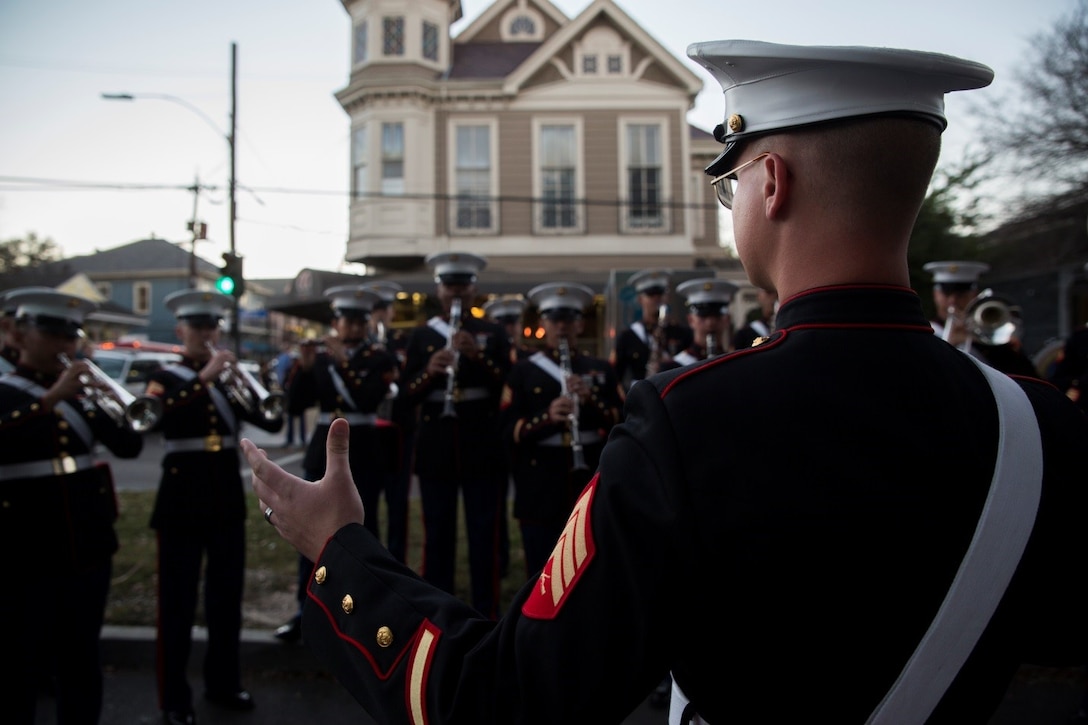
top-left (441, 298), bottom-right (462, 418)
top-left (59, 353), bottom-right (162, 432)
top-left (206, 343), bottom-right (285, 421)
top-left (965, 289), bottom-right (1022, 347)
top-left (558, 336), bottom-right (589, 472)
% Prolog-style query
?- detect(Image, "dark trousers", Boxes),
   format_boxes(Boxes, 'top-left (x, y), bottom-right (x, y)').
top-left (518, 519), bottom-right (566, 581)
top-left (156, 523), bottom-right (245, 712)
top-left (284, 414), bottom-right (307, 445)
top-left (384, 432), bottom-right (415, 564)
top-left (3, 558), bottom-right (111, 725)
top-left (418, 471), bottom-right (505, 618)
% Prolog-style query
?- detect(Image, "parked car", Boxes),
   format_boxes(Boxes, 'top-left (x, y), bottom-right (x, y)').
top-left (92, 348), bottom-right (182, 395)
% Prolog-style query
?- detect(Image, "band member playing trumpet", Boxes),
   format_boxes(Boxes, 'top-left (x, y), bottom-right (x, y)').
top-left (501, 282), bottom-right (622, 580)
top-left (401, 252), bottom-right (511, 618)
top-left (667, 278), bottom-right (740, 368)
top-left (144, 290), bottom-right (283, 725)
top-left (274, 284), bottom-right (401, 643)
top-left (924, 260), bottom-right (1037, 376)
top-left (0, 288), bottom-right (143, 725)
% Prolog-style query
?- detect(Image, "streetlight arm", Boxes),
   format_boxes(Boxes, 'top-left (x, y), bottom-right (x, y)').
top-left (100, 91), bottom-right (229, 144)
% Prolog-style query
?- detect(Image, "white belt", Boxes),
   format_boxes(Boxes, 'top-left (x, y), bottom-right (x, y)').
top-left (537, 430), bottom-right (603, 447)
top-left (0, 453), bottom-right (96, 480)
top-left (423, 387), bottom-right (490, 403)
top-left (316, 412), bottom-right (378, 426)
top-left (164, 435), bottom-right (237, 453)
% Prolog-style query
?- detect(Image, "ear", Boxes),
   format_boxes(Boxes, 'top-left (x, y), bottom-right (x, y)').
top-left (763, 153), bottom-right (790, 219)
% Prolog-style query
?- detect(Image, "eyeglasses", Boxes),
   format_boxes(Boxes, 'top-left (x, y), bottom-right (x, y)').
top-left (709, 152), bottom-right (771, 209)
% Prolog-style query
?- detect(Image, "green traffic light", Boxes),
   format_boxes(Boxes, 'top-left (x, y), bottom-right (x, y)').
top-left (216, 276), bottom-right (236, 295)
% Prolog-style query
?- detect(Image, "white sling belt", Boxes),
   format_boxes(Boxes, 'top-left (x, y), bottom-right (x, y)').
top-left (670, 356), bottom-right (1043, 725)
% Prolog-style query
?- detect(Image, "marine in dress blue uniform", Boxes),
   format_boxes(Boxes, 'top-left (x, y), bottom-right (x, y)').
top-left (610, 269), bottom-right (692, 390)
top-left (146, 290), bottom-right (283, 725)
top-left (731, 287), bottom-right (777, 350)
top-left (500, 282), bottom-right (622, 579)
top-left (924, 261), bottom-right (1038, 377)
top-left (400, 252), bottom-right (511, 618)
top-left (665, 277), bottom-right (739, 368)
top-left (364, 280), bottom-right (413, 565)
top-left (275, 285), bottom-right (401, 642)
top-left (246, 41), bottom-right (1088, 725)
top-left (0, 290), bottom-right (143, 725)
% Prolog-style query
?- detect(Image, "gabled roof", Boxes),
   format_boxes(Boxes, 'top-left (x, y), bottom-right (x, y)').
top-left (502, 0), bottom-right (704, 98)
top-left (454, 0), bottom-right (569, 45)
top-left (59, 238), bottom-right (220, 275)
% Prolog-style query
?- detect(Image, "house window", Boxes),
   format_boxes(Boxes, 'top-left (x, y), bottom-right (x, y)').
top-left (509, 15), bottom-right (535, 36)
top-left (353, 21), bottom-right (368, 64)
top-left (582, 55), bottom-right (598, 74)
top-left (383, 17), bottom-right (404, 56)
top-left (352, 125), bottom-right (368, 199)
top-left (538, 124), bottom-right (578, 231)
top-left (454, 124), bottom-right (494, 231)
top-left (133, 282), bottom-right (151, 315)
top-left (422, 21), bottom-right (439, 61)
top-left (608, 55), bottom-right (622, 73)
top-left (381, 122), bottom-right (404, 195)
top-left (625, 123), bottom-right (664, 229)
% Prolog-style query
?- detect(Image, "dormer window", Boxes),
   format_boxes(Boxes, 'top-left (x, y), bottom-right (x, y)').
top-left (510, 15), bottom-right (535, 36)
top-left (575, 26), bottom-right (629, 78)
top-left (500, 4), bottom-right (544, 42)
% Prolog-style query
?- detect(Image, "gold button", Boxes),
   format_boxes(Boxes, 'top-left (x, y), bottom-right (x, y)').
top-left (30, 403), bottom-right (40, 412)
top-left (376, 626), bottom-right (393, 648)
top-left (341, 595), bottom-right (354, 614)
top-left (57, 419), bottom-right (68, 428)
top-left (314, 566), bottom-right (327, 584)
top-left (170, 467), bottom-right (178, 474)
top-left (180, 391), bottom-right (188, 398)
top-left (59, 436), bottom-right (68, 445)
top-left (194, 383), bottom-right (202, 391)
top-left (728, 113), bottom-right (744, 133)
top-left (11, 411), bottom-right (19, 419)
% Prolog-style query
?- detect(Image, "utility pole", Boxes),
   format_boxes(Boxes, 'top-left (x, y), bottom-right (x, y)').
top-left (229, 41), bottom-right (241, 356)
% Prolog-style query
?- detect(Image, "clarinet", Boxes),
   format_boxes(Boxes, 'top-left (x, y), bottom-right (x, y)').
top-left (441, 297), bottom-right (462, 418)
top-left (558, 336), bottom-right (589, 472)
top-left (705, 332), bottom-right (718, 359)
top-left (645, 302), bottom-right (669, 376)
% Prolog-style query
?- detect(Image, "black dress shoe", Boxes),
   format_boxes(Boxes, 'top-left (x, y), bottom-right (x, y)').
top-left (162, 709), bottom-right (196, 725)
top-left (204, 689), bottom-right (255, 711)
top-left (274, 614), bottom-right (302, 642)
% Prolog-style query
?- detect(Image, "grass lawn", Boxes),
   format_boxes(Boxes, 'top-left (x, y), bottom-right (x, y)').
top-left (106, 490), bottom-right (530, 628)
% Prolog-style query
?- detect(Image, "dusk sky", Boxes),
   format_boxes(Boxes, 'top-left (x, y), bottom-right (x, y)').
top-left (0, 0), bottom-right (1074, 278)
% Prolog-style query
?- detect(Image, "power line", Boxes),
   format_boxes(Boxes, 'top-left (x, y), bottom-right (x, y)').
top-left (0, 175), bottom-right (720, 209)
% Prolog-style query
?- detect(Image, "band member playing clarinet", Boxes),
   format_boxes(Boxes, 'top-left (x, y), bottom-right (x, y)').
top-left (274, 284), bottom-right (401, 643)
top-left (0, 288), bottom-right (143, 725)
top-left (400, 252), bottom-right (511, 618)
top-left (146, 290), bottom-right (283, 725)
top-left (501, 282), bottom-right (622, 580)
top-left (667, 277), bottom-right (740, 368)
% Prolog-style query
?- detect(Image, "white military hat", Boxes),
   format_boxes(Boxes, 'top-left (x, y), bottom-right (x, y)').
top-left (528, 282), bottom-right (595, 319)
top-left (363, 280), bottom-right (403, 308)
top-left (425, 251), bottom-right (487, 285)
top-left (484, 295), bottom-right (528, 322)
top-left (324, 285), bottom-right (381, 317)
top-left (627, 269), bottom-right (672, 295)
top-left (687, 40), bottom-right (994, 175)
top-left (923, 260), bottom-right (990, 288)
top-left (677, 278), bottom-right (740, 315)
top-left (164, 290), bottom-right (232, 325)
top-left (6, 288), bottom-right (97, 337)
top-left (2, 286), bottom-right (56, 316)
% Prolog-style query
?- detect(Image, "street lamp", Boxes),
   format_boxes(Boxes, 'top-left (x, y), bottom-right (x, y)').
top-left (102, 42), bottom-right (241, 354)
